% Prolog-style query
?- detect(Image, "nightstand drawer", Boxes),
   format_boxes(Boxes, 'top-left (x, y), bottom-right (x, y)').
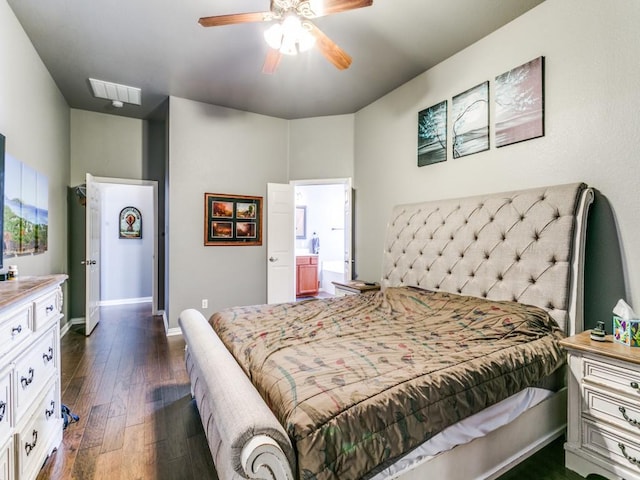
top-left (584, 356), bottom-right (640, 398)
top-left (582, 418), bottom-right (640, 477)
top-left (584, 385), bottom-right (640, 434)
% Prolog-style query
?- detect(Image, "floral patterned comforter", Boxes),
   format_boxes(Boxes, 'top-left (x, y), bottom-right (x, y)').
top-left (210, 286), bottom-right (565, 480)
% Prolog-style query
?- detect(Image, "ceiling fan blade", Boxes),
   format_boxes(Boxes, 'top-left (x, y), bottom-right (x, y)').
top-left (312, 0), bottom-right (373, 17)
top-left (308, 23), bottom-right (352, 70)
top-left (262, 49), bottom-right (283, 74)
top-left (199, 12), bottom-right (270, 27)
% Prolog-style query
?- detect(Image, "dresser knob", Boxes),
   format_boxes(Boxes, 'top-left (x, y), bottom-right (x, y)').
top-left (631, 381), bottom-right (639, 390)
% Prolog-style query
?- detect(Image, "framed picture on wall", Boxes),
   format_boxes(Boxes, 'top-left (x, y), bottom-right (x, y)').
top-left (204, 193), bottom-right (262, 246)
top-left (119, 206), bottom-right (142, 239)
top-left (452, 81), bottom-right (489, 158)
top-left (417, 100), bottom-right (447, 166)
top-left (495, 56), bottom-right (545, 147)
top-left (295, 206), bottom-right (307, 239)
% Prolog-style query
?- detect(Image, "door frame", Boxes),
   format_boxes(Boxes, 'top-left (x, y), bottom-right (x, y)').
top-left (91, 176), bottom-right (159, 315)
top-left (291, 177), bottom-right (353, 291)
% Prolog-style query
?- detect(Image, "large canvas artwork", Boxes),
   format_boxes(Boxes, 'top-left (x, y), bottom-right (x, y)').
top-left (417, 100), bottom-right (447, 167)
top-left (495, 56), bottom-right (545, 147)
top-left (3, 154), bottom-right (49, 257)
top-left (452, 81), bottom-right (489, 158)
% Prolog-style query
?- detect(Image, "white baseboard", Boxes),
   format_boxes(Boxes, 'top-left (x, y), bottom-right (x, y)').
top-left (166, 327), bottom-right (182, 337)
top-left (99, 297), bottom-right (152, 307)
top-left (70, 317), bottom-right (86, 325)
top-left (158, 310), bottom-right (182, 336)
top-left (60, 321), bottom-right (72, 337)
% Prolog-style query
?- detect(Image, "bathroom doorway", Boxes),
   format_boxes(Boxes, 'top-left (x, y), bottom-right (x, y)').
top-left (292, 178), bottom-right (352, 296)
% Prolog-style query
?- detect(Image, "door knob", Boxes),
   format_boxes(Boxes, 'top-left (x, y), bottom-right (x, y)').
top-left (269, 257), bottom-right (278, 262)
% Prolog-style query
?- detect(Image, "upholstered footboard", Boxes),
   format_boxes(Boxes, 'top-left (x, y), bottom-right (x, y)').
top-left (179, 309), bottom-right (296, 480)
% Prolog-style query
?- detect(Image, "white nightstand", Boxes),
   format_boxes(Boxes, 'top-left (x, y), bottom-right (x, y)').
top-left (560, 331), bottom-right (640, 480)
top-left (331, 281), bottom-right (380, 297)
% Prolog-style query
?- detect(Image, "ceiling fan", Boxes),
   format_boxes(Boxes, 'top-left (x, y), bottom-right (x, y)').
top-left (198, 0), bottom-right (373, 74)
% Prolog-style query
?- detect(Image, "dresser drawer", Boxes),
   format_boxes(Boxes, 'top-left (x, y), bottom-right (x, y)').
top-left (582, 418), bottom-right (640, 477)
top-left (33, 287), bottom-right (62, 331)
top-left (584, 384), bottom-right (640, 435)
top-left (0, 304), bottom-right (33, 359)
top-left (0, 436), bottom-right (13, 480)
top-left (584, 356), bottom-right (640, 398)
top-left (15, 381), bottom-right (59, 480)
top-left (0, 368), bottom-right (11, 442)
top-left (13, 328), bottom-right (57, 424)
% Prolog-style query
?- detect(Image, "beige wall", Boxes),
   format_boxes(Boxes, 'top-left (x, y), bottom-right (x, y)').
top-left (0, 0), bottom-right (69, 280)
top-left (354, 0), bottom-right (640, 328)
top-left (167, 96), bottom-right (289, 329)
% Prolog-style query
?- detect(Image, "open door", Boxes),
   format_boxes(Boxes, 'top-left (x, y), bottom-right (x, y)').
top-left (343, 182), bottom-right (353, 281)
top-left (267, 183), bottom-right (295, 304)
top-left (84, 173), bottom-right (101, 335)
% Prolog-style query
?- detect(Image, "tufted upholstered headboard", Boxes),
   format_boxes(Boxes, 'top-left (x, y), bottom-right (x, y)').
top-left (381, 183), bottom-right (594, 335)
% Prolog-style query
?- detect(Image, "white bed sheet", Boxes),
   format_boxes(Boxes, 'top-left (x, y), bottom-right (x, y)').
top-left (370, 387), bottom-right (554, 479)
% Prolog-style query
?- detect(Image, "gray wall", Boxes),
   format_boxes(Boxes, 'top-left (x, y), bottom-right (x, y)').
top-left (0, 0), bottom-right (70, 318)
top-left (167, 96), bottom-right (289, 329)
top-left (289, 115), bottom-right (354, 180)
top-left (354, 0), bottom-right (638, 329)
top-left (70, 109), bottom-right (144, 186)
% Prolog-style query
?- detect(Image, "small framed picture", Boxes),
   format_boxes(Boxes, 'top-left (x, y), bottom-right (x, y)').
top-left (204, 193), bottom-right (262, 246)
top-left (119, 206), bottom-right (142, 239)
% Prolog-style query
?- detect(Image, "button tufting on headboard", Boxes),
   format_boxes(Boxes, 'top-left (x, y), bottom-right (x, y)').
top-left (381, 183), bottom-right (590, 333)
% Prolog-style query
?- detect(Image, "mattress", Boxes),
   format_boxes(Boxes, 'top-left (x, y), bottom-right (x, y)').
top-left (210, 286), bottom-right (566, 480)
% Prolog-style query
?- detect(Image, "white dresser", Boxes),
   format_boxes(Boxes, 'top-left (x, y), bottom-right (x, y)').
top-left (0, 275), bottom-right (66, 480)
top-left (561, 331), bottom-right (640, 480)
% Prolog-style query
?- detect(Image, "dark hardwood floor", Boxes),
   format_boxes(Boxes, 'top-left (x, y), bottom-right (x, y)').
top-left (38, 303), bottom-right (596, 479)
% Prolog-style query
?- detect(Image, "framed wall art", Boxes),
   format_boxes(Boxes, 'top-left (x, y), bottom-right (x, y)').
top-left (495, 56), bottom-right (545, 147)
top-left (295, 206), bottom-right (307, 239)
top-left (204, 193), bottom-right (262, 246)
top-left (119, 206), bottom-right (142, 239)
top-left (417, 100), bottom-right (447, 166)
top-left (452, 81), bottom-right (489, 158)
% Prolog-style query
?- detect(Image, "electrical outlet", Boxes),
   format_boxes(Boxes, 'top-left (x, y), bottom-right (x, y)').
top-left (202, 299), bottom-right (208, 309)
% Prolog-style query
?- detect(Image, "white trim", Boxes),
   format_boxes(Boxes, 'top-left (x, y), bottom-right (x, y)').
top-left (60, 321), bottom-right (72, 337)
top-left (99, 297), bottom-right (152, 307)
top-left (158, 309), bottom-right (169, 333)
top-left (70, 317), bottom-right (86, 325)
top-left (166, 327), bottom-right (182, 337)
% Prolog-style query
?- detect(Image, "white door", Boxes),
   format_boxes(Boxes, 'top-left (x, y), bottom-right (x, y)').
top-left (85, 173), bottom-right (101, 335)
top-left (267, 183), bottom-right (295, 304)
top-left (343, 183), bottom-right (353, 282)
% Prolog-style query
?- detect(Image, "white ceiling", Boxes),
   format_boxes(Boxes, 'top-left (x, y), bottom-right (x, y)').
top-left (7, 0), bottom-right (545, 120)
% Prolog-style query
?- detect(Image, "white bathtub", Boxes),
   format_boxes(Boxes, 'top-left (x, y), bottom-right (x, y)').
top-left (321, 260), bottom-right (345, 294)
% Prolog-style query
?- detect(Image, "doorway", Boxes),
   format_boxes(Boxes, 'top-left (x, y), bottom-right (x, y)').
top-left (68, 176), bottom-right (158, 332)
top-left (292, 178), bottom-right (352, 296)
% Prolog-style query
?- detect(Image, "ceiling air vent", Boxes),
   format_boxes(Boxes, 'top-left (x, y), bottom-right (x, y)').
top-left (89, 78), bottom-right (141, 107)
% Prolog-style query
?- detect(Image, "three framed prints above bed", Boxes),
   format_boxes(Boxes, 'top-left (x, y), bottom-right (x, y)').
top-left (417, 56), bottom-right (544, 167)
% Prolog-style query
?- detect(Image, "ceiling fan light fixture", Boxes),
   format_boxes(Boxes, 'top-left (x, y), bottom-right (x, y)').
top-left (298, 22), bottom-right (316, 52)
top-left (264, 14), bottom-right (316, 56)
top-left (264, 23), bottom-right (283, 49)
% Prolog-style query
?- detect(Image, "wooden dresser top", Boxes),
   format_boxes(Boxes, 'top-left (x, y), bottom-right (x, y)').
top-left (0, 275), bottom-right (68, 310)
top-left (560, 330), bottom-right (640, 365)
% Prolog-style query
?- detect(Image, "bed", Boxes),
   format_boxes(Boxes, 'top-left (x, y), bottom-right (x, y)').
top-left (179, 182), bottom-right (594, 480)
